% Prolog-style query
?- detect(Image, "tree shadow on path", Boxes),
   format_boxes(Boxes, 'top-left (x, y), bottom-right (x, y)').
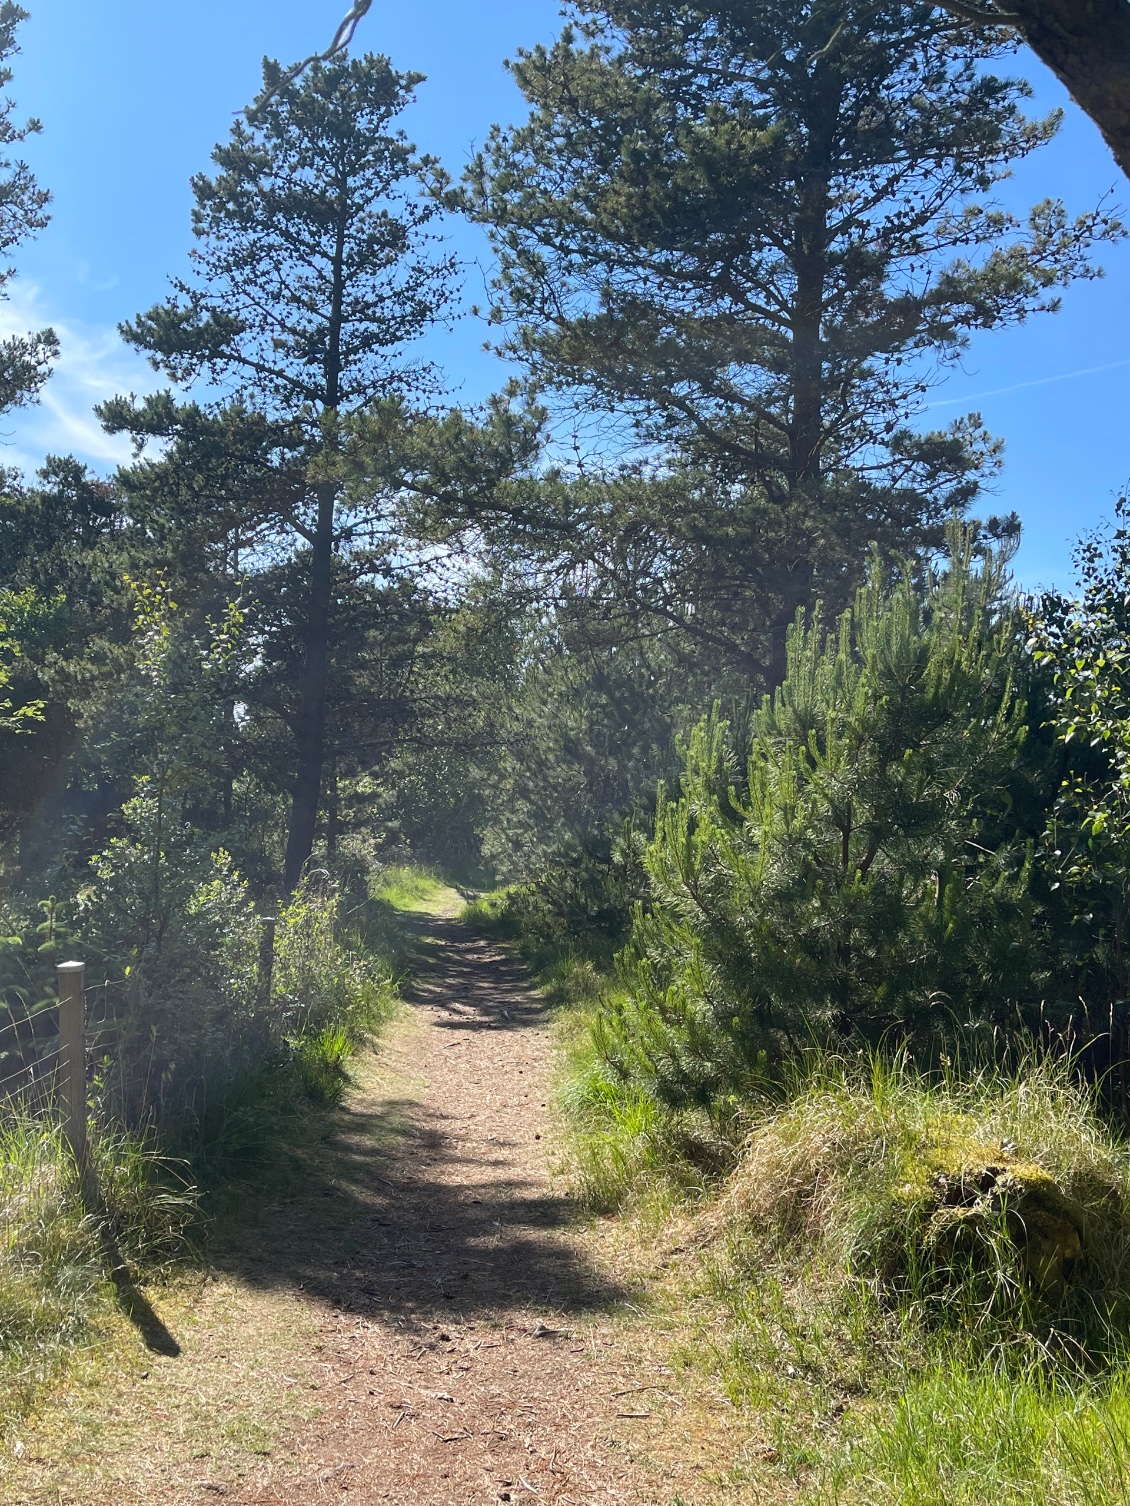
top-left (207, 909), bottom-right (627, 1340)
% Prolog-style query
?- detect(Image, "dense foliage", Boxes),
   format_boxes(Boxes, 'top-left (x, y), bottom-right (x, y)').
top-left (594, 536), bottom-right (1056, 1110)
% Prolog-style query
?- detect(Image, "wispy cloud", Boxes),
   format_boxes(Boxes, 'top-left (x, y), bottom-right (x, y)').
top-left (924, 357), bottom-right (1130, 411)
top-left (0, 281), bottom-right (158, 476)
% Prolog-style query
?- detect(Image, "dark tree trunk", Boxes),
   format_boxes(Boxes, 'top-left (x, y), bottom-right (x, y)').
top-left (790, 198), bottom-right (828, 492)
top-left (283, 175), bottom-right (349, 893)
top-left (788, 62), bottom-right (839, 494)
top-left (283, 481), bottom-right (336, 891)
top-left (326, 761), bottom-right (340, 866)
top-left (942, 0), bottom-right (1130, 181)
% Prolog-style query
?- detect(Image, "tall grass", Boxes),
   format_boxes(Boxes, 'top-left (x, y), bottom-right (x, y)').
top-left (0, 1104), bottom-right (194, 1418)
top-left (819, 1360), bottom-right (1130, 1505)
top-left (695, 1054), bottom-right (1130, 1504)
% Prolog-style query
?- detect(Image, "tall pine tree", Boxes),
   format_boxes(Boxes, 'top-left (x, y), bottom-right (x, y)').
top-left (464, 0), bottom-right (1118, 676)
top-left (106, 54), bottom-right (456, 889)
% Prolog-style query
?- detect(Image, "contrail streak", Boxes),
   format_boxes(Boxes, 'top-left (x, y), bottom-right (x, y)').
top-left (924, 356), bottom-right (1130, 410)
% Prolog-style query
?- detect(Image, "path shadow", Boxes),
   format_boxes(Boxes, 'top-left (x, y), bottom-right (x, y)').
top-left (207, 913), bottom-right (627, 1339)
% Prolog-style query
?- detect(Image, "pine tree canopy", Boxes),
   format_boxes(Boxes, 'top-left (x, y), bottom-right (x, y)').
top-left (464, 0), bottom-right (1119, 512)
top-left (0, 3), bottom-right (57, 416)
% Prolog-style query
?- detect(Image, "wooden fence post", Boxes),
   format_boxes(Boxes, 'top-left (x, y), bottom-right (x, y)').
top-left (258, 917), bottom-right (277, 1012)
top-left (56, 961), bottom-right (87, 1166)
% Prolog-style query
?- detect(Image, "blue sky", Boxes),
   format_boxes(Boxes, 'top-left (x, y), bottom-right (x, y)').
top-left (5, 1), bottom-right (1130, 591)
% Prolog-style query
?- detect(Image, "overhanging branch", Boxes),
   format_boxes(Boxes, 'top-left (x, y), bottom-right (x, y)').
top-left (936, 0), bottom-right (1021, 23)
top-left (245, 2), bottom-right (375, 120)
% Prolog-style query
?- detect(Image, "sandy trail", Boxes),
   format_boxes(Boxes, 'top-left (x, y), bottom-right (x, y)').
top-left (5, 900), bottom-right (734, 1506)
top-left (217, 902), bottom-right (696, 1505)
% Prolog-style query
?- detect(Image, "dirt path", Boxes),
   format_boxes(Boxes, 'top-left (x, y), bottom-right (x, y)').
top-left (5, 896), bottom-right (750, 1506)
top-left (224, 901), bottom-right (688, 1505)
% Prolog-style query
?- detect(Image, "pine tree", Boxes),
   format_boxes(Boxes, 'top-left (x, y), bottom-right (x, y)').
top-left (604, 531), bottom-right (1041, 1108)
top-left (106, 54), bottom-right (456, 890)
top-left (0, 3), bottom-right (56, 415)
top-left (464, 0), bottom-right (1118, 675)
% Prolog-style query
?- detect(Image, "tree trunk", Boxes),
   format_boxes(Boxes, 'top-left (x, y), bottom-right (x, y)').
top-left (941, 0), bottom-right (1130, 181)
top-left (283, 481), bottom-right (336, 891)
top-left (790, 205), bottom-right (828, 492)
top-left (326, 761), bottom-right (340, 866)
top-left (788, 63), bottom-right (839, 494)
top-left (283, 170), bottom-right (349, 893)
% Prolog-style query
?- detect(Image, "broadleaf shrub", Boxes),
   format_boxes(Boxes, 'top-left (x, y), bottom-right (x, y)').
top-left (72, 798), bottom-right (391, 1139)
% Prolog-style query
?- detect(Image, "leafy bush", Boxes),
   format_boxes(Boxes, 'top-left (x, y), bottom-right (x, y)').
top-left (602, 536), bottom-right (1046, 1114)
top-left (1032, 496), bottom-right (1130, 1020)
top-left (74, 792), bottom-right (262, 1127)
top-left (69, 798), bottom-right (394, 1167)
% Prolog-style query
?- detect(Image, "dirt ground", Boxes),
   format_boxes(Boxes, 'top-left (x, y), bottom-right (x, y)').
top-left (3, 897), bottom-right (765, 1506)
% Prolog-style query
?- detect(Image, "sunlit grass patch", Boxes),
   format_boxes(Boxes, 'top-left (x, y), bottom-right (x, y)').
top-left (371, 864), bottom-right (449, 914)
top-left (0, 1107), bottom-right (194, 1421)
top-left (818, 1359), bottom-right (1130, 1505)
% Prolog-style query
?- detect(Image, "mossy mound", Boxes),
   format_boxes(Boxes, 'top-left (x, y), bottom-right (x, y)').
top-left (898, 1139), bottom-right (1087, 1296)
top-left (712, 1057), bottom-right (1130, 1339)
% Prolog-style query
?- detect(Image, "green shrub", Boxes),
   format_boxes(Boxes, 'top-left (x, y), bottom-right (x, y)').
top-left (159, 876), bottom-right (393, 1176)
top-left (70, 802), bottom-right (395, 1142)
top-left (74, 794), bottom-right (263, 1127)
top-left (603, 535), bottom-right (1046, 1114)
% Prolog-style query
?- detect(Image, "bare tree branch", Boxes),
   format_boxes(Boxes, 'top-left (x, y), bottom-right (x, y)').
top-left (245, 2), bottom-right (375, 120)
top-left (936, 1), bottom-right (1021, 24)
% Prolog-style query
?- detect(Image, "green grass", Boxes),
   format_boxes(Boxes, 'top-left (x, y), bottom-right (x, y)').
top-left (371, 863), bottom-right (449, 913)
top-left (0, 1107), bottom-right (194, 1422)
top-left (820, 1360), bottom-right (1130, 1505)
top-left (692, 1054), bottom-right (1130, 1504)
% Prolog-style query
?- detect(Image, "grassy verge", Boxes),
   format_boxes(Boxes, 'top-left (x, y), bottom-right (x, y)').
top-left (701, 1054), bottom-right (1130, 1503)
top-left (371, 862), bottom-right (451, 915)
top-left (0, 863), bottom-right (440, 1433)
top-left (464, 884), bottom-right (1130, 1505)
top-left (0, 1114), bottom-right (192, 1426)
